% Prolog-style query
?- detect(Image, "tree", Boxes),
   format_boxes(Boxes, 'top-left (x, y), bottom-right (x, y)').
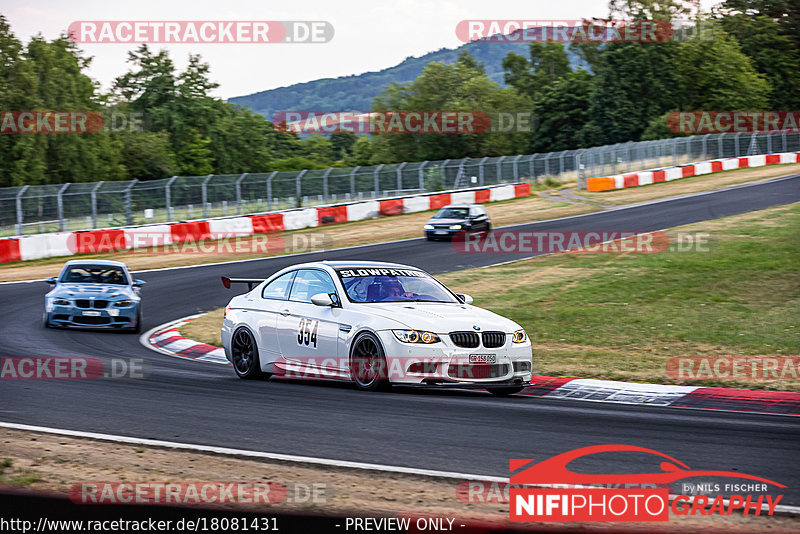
top-left (529, 70), bottom-right (594, 152)
top-left (370, 51), bottom-right (531, 162)
top-left (715, 14), bottom-right (800, 108)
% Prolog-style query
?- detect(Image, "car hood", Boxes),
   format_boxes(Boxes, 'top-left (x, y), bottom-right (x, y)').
top-left (49, 283), bottom-right (136, 299)
top-left (358, 302), bottom-right (521, 333)
top-left (427, 218), bottom-right (467, 225)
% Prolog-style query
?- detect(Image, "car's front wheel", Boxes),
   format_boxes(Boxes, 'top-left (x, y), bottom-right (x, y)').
top-left (42, 311), bottom-right (53, 328)
top-left (487, 386), bottom-right (525, 397)
top-left (350, 332), bottom-right (390, 391)
top-left (231, 328), bottom-right (264, 380)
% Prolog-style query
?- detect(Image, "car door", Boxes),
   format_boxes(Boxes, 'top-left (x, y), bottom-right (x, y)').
top-left (276, 269), bottom-right (343, 376)
top-left (248, 270), bottom-right (296, 363)
top-left (471, 206), bottom-right (489, 230)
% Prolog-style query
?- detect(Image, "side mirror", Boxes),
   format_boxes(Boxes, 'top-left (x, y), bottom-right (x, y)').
top-left (45, 276), bottom-right (56, 285)
top-left (311, 293), bottom-right (334, 307)
top-left (133, 279), bottom-right (146, 288)
top-left (457, 293), bottom-right (473, 305)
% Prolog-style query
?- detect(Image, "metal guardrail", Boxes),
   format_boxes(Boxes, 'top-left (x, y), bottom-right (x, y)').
top-left (2, 131), bottom-right (798, 237)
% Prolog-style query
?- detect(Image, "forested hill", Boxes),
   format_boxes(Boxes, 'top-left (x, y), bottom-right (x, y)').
top-left (228, 40), bottom-right (584, 118)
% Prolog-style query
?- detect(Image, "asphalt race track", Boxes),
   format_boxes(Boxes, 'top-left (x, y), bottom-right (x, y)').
top-left (1, 176), bottom-right (799, 503)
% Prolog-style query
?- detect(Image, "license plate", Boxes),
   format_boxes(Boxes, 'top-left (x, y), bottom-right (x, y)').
top-left (469, 354), bottom-right (496, 364)
top-left (82, 310), bottom-right (101, 316)
top-left (435, 230), bottom-right (447, 235)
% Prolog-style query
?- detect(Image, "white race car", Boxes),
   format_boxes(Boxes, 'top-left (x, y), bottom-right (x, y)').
top-left (220, 261), bottom-right (532, 395)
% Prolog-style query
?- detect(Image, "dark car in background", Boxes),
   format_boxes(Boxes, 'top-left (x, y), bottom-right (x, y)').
top-left (423, 204), bottom-right (491, 240)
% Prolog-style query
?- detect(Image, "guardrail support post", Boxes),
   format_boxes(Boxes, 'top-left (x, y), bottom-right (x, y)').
top-left (124, 180), bottom-right (137, 226)
top-left (91, 181), bottom-right (103, 229)
top-left (57, 183), bottom-right (70, 232)
top-left (201, 174), bottom-right (213, 218)
top-left (296, 170), bottom-right (307, 207)
top-left (165, 176), bottom-right (177, 221)
top-left (236, 173), bottom-right (247, 215)
top-left (512, 154), bottom-right (522, 182)
top-left (350, 166), bottom-right (359, 196)
top-left (15, 185), bottom-right (29, 236)
top-left (373, 164), bottom-right (383, 198)
top-left (322, 168), bottom-right (333, 202)
top-left (266, 171), bottom-right (277, 211)
top-left (496, 156), bottom-right (505, 182)
top-left (396, 162), bottom-right (407, 192)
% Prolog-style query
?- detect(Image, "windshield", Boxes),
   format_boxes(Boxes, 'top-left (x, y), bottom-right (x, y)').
top-left (434, 207), bottom-right (469, 219)
top-left (60, 265), bottom-right (129, 285)
top-left (336, 268), bottom-right (458, 303)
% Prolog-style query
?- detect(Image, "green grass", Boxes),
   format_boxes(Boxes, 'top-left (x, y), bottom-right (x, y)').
top-left (438, 203), bottom-right (800, 390)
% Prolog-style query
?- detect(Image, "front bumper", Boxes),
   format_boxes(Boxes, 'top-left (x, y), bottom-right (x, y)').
top-left (376, 330), bottom-right (532, 386)
top-left (45, 303), bottom-right (139, 328)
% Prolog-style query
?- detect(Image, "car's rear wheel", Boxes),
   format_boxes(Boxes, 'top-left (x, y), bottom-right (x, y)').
top-left (487, 386), bottom-right (525, 397)
top-left (231, 328), bottom-right (263, 379)
top-left (350, 332), bottom-right (390, 391)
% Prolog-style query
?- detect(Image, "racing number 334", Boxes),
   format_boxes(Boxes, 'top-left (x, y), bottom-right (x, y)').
top-left (298, 318), bottom-right (319, 348)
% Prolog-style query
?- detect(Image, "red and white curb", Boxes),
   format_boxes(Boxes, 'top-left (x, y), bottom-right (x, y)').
top-left (142, 315), bottom-right (800, 416)
top-left (141, 314), bottom-right (230, 365)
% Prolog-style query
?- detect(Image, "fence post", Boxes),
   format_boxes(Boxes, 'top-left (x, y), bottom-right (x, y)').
top-left (165, 176), bottom-right (177, 221)
top-left (478, 157), bottom-right (488, 186)
top-left (201, 175), bottom-right (213, 217)
top-left (575, 151), bottom-right (585, 190)
top-left (496, 156), bottom-right (505, 182)
top-left (350, 166), bottom-right (359, 196)
top-left (322, 168), bottom-right (333, 202)
top-left (440, 160), bottom-right (450, 189)
top-left (91, 181), bottom-right (103, 229)
top-left (396, 162), bottom-right (407, 192)
top-left (15, 185), bottom-right (29, 235)
top-left (418, 161), bottom-right (427, 191)
top-left (265, 171), bottom-right (277, 211)
top-left (373, 164), bottom-right (383, 198)
top-left (124, 180), bottom-right (137, 226)
top-left (718, 133), bottom-right (724, 158)
top-left (512, 154), bottom-right (522, 182)
top-left (57, 183), bottom-right (70, 232)
top-left (782, 131), bottom-right (787, 152)
top-left (455, 159), bottom-right (467, 189)
top-left (236, 173), bottom-right (247, 215)
top-left (296, 170), bottom-right (307, 207)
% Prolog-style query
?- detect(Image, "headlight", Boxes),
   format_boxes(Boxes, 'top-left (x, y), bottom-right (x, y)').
top-left (114, 300), bottom-right (135, 307)
top-left (392, 329), bottom-right (440, 344)
top-left (449, 224), bottom-right (462, 230)
top-left (53, 299), bottom-right (70, 306)
top-left (424, 224), bottom-right (434, 230)
top-left (512, 329), bottom-right (528, 343)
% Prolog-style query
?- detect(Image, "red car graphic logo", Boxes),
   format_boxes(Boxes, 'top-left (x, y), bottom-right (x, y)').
top-left (510, 444), bottom-right (785, 487)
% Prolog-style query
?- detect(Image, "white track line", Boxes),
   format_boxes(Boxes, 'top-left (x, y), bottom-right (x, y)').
top-left (0, 421), bottom-right (504, 482)
top-left (2, 421), bottom-right (798, 516)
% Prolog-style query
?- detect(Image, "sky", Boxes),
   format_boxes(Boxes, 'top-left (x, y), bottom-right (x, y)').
top-left (3, 0), bottom-right (721, 100)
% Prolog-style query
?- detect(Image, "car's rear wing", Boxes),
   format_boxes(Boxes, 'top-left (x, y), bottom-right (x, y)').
top-left (221, 276), bottom-right (265, 291)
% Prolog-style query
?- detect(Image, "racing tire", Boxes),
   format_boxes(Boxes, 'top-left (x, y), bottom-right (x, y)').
top-left (487, 386), bottom-right (525, 397)
top-left (426, 235), bottom-right (434, 241)
top-left (130, 309), bottom-right (142, 334)
top-left (231, 327), bottom-right (264, 380)
top-left (42, 311), bottom-right (53, 328)
top-left (350, 331), bottom-right (391, 392)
